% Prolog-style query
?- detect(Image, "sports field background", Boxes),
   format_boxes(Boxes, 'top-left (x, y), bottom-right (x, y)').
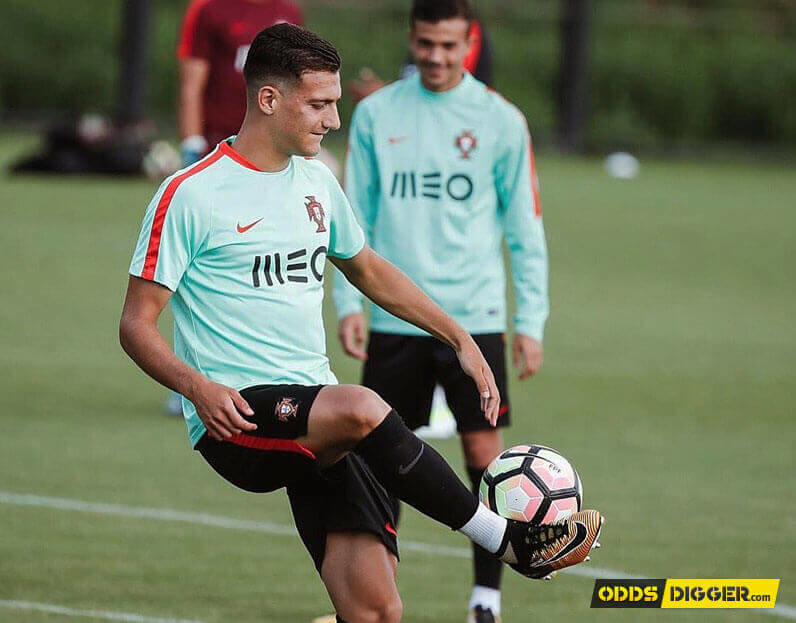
top-left (0, 132), bottom-right (793, 622)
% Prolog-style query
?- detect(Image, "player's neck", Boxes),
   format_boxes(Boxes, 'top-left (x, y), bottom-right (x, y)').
top-left (420, 70), bottom-right (465, 94)
top-left (230, 124), bottom-right (291, 173)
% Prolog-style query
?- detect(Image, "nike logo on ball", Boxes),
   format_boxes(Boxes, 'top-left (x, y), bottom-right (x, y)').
top-left (398, 445), bottom-right (424, 475)
top-left (237, 218), bottom-right (263, 233)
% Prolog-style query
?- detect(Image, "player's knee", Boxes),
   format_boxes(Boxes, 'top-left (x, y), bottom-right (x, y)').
top-left (462, 431), bottom-right (502, 469)
top-left (359, 594), bottom-right (402, 623)
top-left (380, 595), bottom-right (403, 623)
top-left (343, 386), bottom-right (390, 438)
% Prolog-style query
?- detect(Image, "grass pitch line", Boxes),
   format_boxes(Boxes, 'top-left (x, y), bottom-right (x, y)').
top-left (2, 491), bottom-right (793, 620)
top-left (0, 599), bottom-right (200, 623)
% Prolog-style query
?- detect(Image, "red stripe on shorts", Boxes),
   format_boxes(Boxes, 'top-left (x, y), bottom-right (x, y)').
top-left (226, 433), bottom-right (316, 460)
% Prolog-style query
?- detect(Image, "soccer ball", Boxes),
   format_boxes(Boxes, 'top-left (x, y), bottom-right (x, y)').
top-left (479, 444), bottom-right (582, 524)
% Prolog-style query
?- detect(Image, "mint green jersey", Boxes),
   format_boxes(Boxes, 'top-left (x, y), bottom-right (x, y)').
top-left (129, 139), bottom-right (365, 447)
top-left (333, 72), bottom-right (548, 340)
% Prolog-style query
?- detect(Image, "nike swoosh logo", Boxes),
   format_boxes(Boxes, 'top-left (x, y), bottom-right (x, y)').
top-left (237, 218), bottom-right (263, 233)
top-left (536, 521), bottom-right (588, 567)
top-left (388, 136), bottom-right (408, 144)
top-left (397, 445), bottom-right (424, 475)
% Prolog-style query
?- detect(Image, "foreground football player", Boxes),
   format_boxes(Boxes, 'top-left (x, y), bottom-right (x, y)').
top-left (119, 24), bottom-right (601, 623)
top-left (334, 1), bottom-right (548, 620)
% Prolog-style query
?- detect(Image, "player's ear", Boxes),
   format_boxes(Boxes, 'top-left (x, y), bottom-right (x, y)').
top-left (256, 85), bottom-right (279, 116)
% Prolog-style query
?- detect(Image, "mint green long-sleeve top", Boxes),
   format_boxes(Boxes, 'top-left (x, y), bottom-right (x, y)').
top-left (333, 72), bottom-right (549, 340)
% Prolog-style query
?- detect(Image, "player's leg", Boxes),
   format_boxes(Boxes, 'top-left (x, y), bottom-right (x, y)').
top-left (203, 383), bottom-right (599, 582)
top-left (321, 533), bottom-right (401, 623)
top-left (295, 383), bottom-right (603, 580)
top-left (361, 332), bottom-right (437, 527)
top-left (435, 334), bottom-right (510, 619)
top-left (462, 430), bottom-right (505, 621)
top-left (296, 384), bottom-right (480, 531)
top-left (288, 453), bottom-right (400, 623)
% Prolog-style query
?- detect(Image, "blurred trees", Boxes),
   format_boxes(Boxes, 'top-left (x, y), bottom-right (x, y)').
top-left (0, 0), bottom-right (793, 150)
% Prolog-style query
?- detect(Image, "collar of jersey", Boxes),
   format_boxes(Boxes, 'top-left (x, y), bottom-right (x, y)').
top-left (219, 137), bottom-right (294, 175)
top-left (416, 71), bottom-right (473, 101)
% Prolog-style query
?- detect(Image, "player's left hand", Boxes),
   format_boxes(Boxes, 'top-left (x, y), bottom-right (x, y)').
top-left (455, 334), bottom-right (500, 426)
top-left (513, 334), bottom-right (544, 380)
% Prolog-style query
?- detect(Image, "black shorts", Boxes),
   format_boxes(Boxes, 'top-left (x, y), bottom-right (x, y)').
top-left (195, 384), bottom-right (398, 572)
top-left (363, 332), bottom-right (510, 433)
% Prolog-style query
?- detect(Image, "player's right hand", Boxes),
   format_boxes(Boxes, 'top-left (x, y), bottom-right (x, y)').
top-left (338, 313), bottom-right (368, 360)
top-left (189, 379), bottom-right (257, 440)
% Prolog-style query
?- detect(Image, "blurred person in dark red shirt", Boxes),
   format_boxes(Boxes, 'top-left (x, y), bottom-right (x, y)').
top-left (177, 0), bottom-right (303, 165)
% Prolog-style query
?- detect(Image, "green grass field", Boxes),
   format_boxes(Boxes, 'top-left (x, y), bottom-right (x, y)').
top-left (0, 132), bottom-right (793, 623)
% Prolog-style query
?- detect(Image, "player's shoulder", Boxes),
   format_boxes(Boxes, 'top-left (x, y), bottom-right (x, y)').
top-left (156, 148), bottom-right (228, 208)
top-left (293, 155), bottom-right (339, 186)
top-left (357, 77), bottom-right (417, 115)
top-left (480, 83), bottom-right (528, 129)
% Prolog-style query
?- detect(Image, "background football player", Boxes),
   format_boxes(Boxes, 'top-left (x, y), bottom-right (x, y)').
top-left (333, 1), bottom-right (549, 621)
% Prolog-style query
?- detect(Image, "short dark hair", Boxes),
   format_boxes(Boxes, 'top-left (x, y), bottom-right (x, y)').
top-left (243, 23), bottom-right (341, 94)
top-left (410, 0), bottom-right (473, 26)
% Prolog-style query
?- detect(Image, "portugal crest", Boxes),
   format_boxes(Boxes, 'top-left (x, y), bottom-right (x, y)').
top-left (275, 397), bottom-right (299, 422)
top-left (305, 195), bottom-right (327, 233)
top-left (455, 130), bottom-right (477, 159)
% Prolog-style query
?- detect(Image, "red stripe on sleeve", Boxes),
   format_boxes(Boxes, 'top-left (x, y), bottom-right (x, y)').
top-left (528, 137), bottom-right (542, 217)
top-left (484, 86), bottom-right (542, 217)
top-left (226, 434), bottom-right (316, 460)
top-left (141, 150), bottom-right (223, 281)
top-left (177, 0), bottom-right (213, 60)
top-left (463, 20), bottom-right (483, 75)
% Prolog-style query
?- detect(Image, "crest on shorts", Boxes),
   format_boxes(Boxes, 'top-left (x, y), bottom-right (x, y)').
top-left (455, 131), bottom-right (477, 159)
top-left (305, 195), bottom-right (327, 233)
top-left (275, 397), bottom-right (299, 422)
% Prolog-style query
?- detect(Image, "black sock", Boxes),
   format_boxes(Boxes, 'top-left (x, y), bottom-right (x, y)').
top-left (467, 465), bottom-right (504, 590)
top-left (354, 410), bottom-right (478, 530)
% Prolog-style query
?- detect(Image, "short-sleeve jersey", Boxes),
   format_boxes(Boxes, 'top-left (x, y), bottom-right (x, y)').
top-left (129, 139), bottom-right (365, 447)
top-left (177, 0), bottom-right (303, 147)
top-left (333, 73), bottom-right (549, 340)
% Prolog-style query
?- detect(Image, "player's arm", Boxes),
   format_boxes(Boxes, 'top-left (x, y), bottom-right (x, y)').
top-left (176, 0), bottom-right (212, 164)
top-left (119, 276), bottom-right (256, 440)
top-left (178, 58), bottom-right (209, 149)
top-left (497, 111), bottom-right (549, 379)
top-left (333, 103), bottom-right (380, 359)
top-left (330, 247), bottom-right (500, 425)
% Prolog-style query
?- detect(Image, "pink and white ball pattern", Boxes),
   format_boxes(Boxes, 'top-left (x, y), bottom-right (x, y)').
top-left (480, 444), bottom-right (582, 524)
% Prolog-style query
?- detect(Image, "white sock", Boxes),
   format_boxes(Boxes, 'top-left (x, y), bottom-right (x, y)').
top-left (459, 502), bottom-right (507, 554)
top-left (469, 585), bottom-right (501, 616)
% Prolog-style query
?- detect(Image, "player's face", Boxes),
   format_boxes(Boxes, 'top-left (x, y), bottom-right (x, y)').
top-left (410, 18), bottom-right (472, 92)
top-left (279, 71), bottom-right (342, 157)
